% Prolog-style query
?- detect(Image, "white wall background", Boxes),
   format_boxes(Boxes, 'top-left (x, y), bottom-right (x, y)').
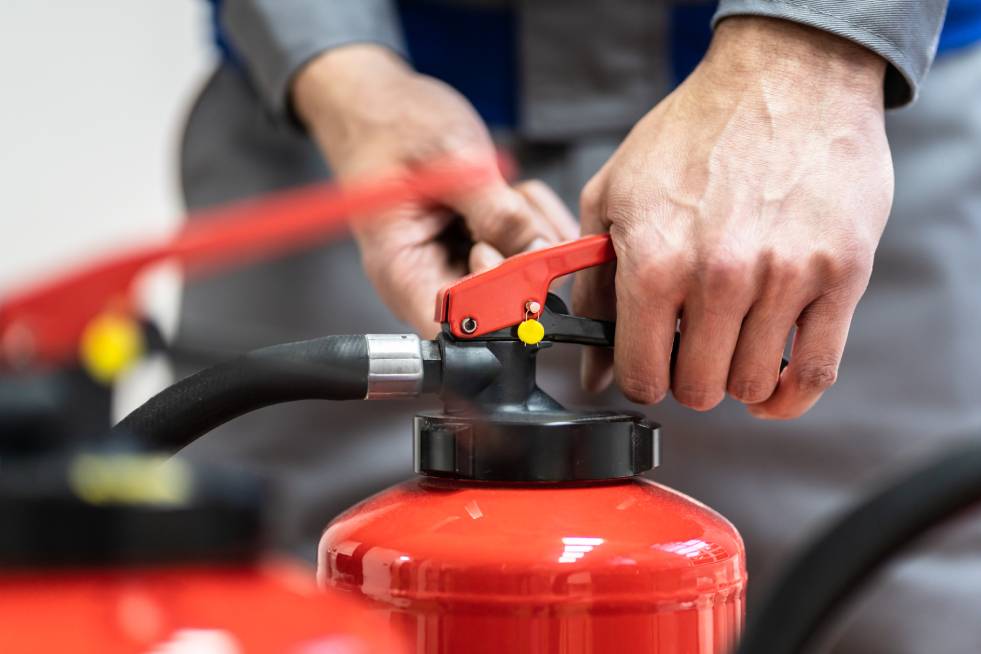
top-left (0, 1), bottom-right (215, 290)
top-left (0, 1), bottom-right (216, 413)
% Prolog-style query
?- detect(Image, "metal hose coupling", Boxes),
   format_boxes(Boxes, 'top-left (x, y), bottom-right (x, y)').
top-left (364, 335), bottom-right (440, 399)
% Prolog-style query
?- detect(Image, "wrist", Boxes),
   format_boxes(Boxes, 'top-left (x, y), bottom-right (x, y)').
top-left (704, 17), bottom-right (886, 108)
top-left (292, 44), bottom-right (412, 132)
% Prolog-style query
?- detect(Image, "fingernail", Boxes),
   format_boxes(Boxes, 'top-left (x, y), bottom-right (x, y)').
top-left (471, 242), bottom-right (505, 271)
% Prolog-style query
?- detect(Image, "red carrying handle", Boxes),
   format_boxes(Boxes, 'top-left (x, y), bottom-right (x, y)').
top-left (0, 157), bottom-right (498, 369)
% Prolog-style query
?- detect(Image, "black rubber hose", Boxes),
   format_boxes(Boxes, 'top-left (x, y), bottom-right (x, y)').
top-left (113, 335), bottom-right (369, 452)
top-left (736, 440), bottom-right (981, 654)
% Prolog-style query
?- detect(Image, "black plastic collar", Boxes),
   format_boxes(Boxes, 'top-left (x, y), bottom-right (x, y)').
top-left (415, 409), bottom-right (658, 482)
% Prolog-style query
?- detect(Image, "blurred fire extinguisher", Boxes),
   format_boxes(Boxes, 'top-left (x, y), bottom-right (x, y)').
top-left (0, 419), bottom-right (406, 654)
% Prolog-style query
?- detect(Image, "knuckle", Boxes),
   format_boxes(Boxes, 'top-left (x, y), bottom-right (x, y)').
top-left (812, 247), bottom-right (872, 282)
top-left (728, 376), bottom-right (775, 404)
top-left (489, 203), bottom-right (526, 233)
top-left (699, 248), bottom-right (753, 296)
top-left (673, 381), bottom-right (724, 411)
top-left (795, 357), bottom-right (839, 392)
top-left (579, 179), bottom-right (604, 219)
top-left (476, 203), bottom-right (532, 247)
top-left (617, 371), bottom-right (666, 405)
top-left (616, 255), bottom-right (682, 305)
top-left (621, 239), bottom-right (689, 284)
top-left (767, 253), bottom-right (809, 287)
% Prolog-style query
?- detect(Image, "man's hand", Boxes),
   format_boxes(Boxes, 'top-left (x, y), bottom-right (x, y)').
top-left (573, 17), bottom-right (892, 419)
top-left (293, 45), bottom-right (576, 335)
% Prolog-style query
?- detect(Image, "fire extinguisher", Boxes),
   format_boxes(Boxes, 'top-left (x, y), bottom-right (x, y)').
top-left (116, 235), bottom-right (748, 654)
top-left (0, 417), bottom-right (406, 653)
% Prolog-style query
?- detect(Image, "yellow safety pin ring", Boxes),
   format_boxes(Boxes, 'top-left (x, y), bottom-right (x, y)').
top-left (517, 318), bottom-right (545, 346)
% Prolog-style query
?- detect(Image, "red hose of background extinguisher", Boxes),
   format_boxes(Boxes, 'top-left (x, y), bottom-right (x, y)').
top-left (736, 439), bottom-right (981, 654)
top-left (112, 335), bottom-right (369, 452)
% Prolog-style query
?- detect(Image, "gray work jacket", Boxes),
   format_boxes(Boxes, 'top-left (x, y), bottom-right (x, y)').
top-left (220, 0), bottom-right (948, 140)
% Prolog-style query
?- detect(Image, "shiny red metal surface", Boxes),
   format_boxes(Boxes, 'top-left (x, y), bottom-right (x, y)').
top-left (436, 234), bottom-right (615, 338)
top-left (0, 560), bottom-right (406, 654)
top-left (319, 476), bottom-right (746, 654)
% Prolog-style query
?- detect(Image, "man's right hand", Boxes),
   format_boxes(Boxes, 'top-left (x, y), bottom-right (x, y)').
top-left (292, 44), bottom-right (577, 335)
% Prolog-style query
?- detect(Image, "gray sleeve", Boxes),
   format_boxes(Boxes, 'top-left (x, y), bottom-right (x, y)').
top-left (712, 0), bottom-right (948, 107)
top-left (221, 0), bottom-right (407, 116)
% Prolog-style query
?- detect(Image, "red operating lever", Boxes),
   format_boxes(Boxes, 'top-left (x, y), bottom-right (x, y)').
top-left (436, 234), bottom-right (615, 339)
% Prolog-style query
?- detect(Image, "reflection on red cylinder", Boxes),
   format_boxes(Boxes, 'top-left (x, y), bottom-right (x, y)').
top-left (319, 477), bottom-right (745, 654)
top-left (0, 561), bottom-right (406, 654)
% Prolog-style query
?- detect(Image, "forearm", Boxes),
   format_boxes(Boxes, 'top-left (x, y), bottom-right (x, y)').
top-left (220, 0), bottom-right (406, 116)
top-left (714, 0), bottom-right (948, 107)
top-left (293, 46), bottom-right (408, 131)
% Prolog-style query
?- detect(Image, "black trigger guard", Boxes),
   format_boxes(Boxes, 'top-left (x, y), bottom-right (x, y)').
top-left (538, 293), bottom-right (615, 347)
top-left (544, 293), bottom-right (569, 315)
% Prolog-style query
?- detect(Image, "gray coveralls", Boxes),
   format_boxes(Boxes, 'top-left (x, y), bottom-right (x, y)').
top-left (180, 1), bottom-right (981, 651)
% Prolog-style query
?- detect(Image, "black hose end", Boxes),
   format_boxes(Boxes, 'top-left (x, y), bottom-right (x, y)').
top-left (113, 335), bottom-right (369, 452)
